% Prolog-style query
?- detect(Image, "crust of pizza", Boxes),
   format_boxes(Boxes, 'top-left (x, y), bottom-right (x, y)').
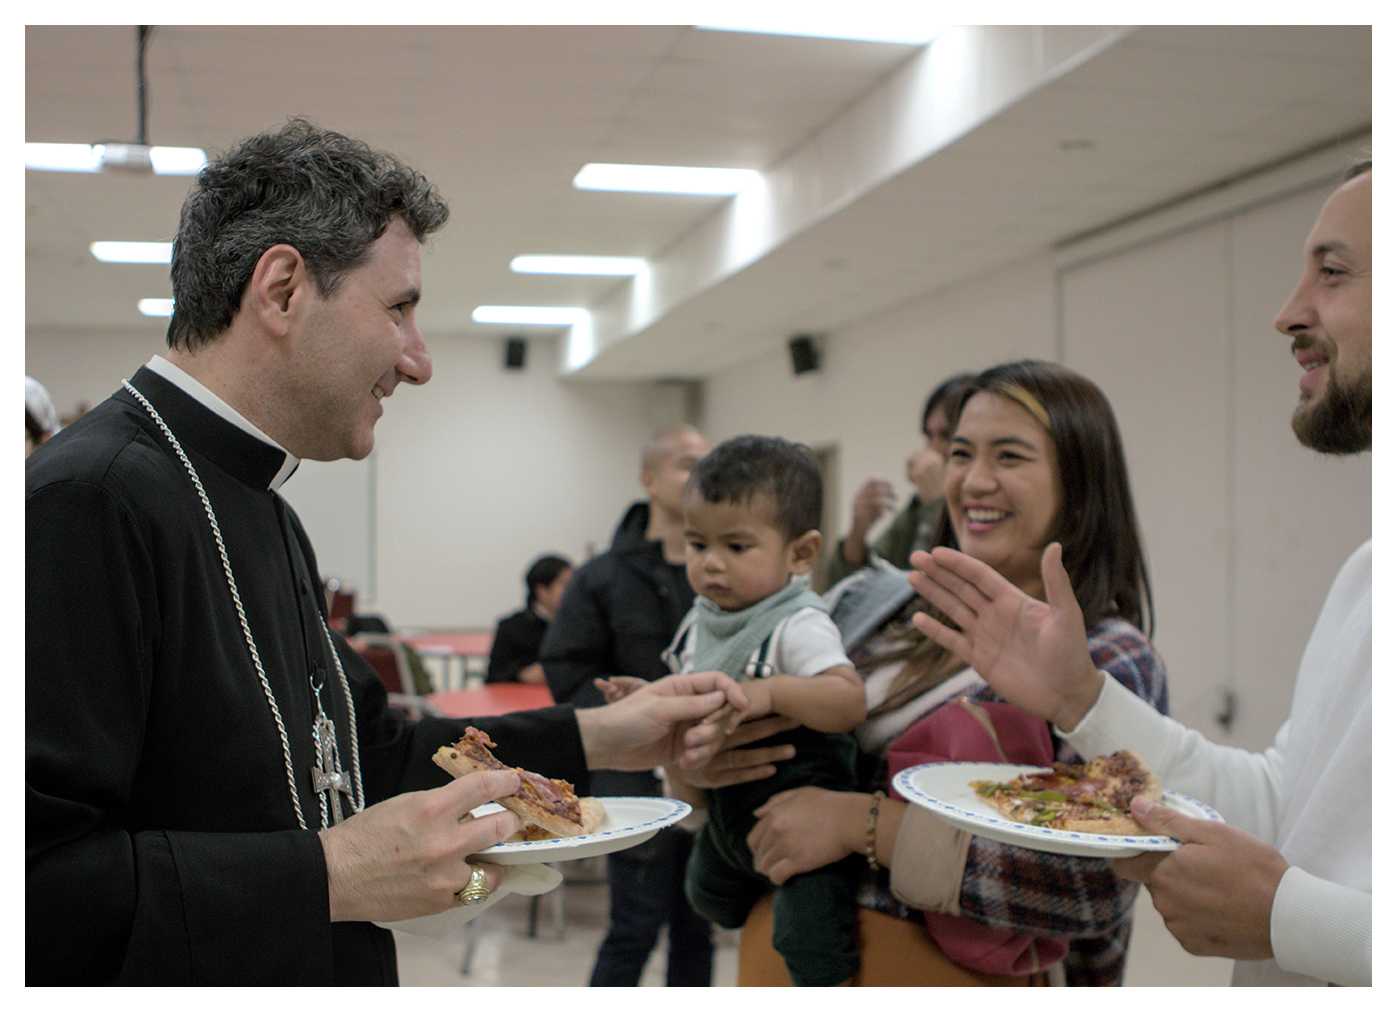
top-left (502, 796), bottom-right (606, 841)
top-left (577, 796), bottom-right (605, 834)
top-left (433, 727), bottom-right (587, 839)
top-left (972, 749), bottom-right (1163, 835)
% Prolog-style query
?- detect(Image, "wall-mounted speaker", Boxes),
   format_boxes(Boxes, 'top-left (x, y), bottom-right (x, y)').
top-left (504, 335), bottom-right (527, 370)
top-left (788, 334), bottom-right (820, 376)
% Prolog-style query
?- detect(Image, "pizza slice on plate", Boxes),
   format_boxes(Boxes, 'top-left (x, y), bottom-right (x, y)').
top-left (433, 727), bottom-right (605, 840)
top-left (970, 749), bottom-right (1163, 835)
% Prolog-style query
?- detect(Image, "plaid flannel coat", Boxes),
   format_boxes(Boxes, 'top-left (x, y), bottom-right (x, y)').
top-left (860, 617), bottom-right (1168, 986)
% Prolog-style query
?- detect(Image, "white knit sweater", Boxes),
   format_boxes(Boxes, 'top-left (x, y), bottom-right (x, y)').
top-left (1066, 541), bottom-right (1371, 986)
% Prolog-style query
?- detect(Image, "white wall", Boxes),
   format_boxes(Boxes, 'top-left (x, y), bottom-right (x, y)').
top-left (703, 168), bottom-right (1370, 754)
top-left (25, 327), bottom-right (169, 416)
top-left (364, 335), bottom-right (693, 629)
top-left (701, 253), bottom-right (1058, 482)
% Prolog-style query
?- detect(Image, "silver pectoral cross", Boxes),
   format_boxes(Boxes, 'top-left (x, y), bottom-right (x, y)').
top-left (311, 677), bottom-right (353, 826)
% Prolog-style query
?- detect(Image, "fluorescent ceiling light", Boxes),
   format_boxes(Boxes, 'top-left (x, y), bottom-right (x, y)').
top-left (147, 146), bottom-right (209, 175)
top-left (574, 163), bottom-right (759, 196)
top-left (138, 298), bottom-right (175, 317)
top-left (25, 142), bottom-right (207, 175)
top-left (472, 306), bottom-right (590, 327)
top-left (91, 241), bottom-right (173, 264)
top-left (25, 142), bottom-right (102, 172)
top-left (510, 255), bottom-right (646, 276)
top-left (696, 20), bottom-right (953, 45)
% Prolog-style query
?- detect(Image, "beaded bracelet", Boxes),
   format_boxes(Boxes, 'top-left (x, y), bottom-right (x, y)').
top-left (865, 790), bottom-right (884, 869)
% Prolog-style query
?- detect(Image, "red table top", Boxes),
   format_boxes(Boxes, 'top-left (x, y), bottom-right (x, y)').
top-left (427, 682), bottom-right (554, 718)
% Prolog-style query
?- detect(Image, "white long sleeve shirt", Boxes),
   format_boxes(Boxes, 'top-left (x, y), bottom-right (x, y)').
top-left (1065, 541), bottom-right (1371, 987)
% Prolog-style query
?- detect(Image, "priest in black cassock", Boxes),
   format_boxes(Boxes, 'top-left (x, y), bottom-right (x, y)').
top-left (25, 119), bottom-right (753, 985)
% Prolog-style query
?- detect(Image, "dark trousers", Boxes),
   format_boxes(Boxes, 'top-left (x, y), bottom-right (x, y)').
top-left (589, 825), bottom-right (714, 986)
top-left (684, 728), bottom-right (861, 987)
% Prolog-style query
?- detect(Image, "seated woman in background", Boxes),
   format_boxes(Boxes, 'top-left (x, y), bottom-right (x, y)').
top-left (486, 554), bottom-right (573, 684)
top-left (684, 359), bottom-right (1168, 986)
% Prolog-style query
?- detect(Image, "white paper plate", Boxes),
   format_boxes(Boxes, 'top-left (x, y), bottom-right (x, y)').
top-left (470, 796), bottom-right (691, 865)
top-left (378, 863), bottom-right (563, 937)
top-left (893, 761), bottom-right (1223, 858)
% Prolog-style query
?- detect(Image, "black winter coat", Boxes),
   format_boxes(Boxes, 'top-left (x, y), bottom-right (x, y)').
top-left (486, 607), bottom-right (549, 683)
top-left (25, 367), bottom-right (591, 985)
top-left (540, 502), bottom-right (694, 794)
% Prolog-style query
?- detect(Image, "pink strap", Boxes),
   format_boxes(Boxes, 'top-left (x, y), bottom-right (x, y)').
top-left (887, 699), bottom-right (1067, 976)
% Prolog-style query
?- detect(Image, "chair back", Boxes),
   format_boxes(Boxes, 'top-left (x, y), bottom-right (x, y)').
top-left (325, 580), bottom-right (355, 633)
top-left (351, 633), bottom-right (407, 693)
top-left (348, 633), bottom-right (444, 718)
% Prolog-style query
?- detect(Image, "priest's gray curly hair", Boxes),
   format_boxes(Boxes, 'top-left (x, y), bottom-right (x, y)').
top-left (166, 118), bottom-right (449, 351)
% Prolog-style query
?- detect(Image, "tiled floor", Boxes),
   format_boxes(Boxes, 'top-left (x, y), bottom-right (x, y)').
top-left (393, 856), bottom-right (1233, 987)
top-left (393, 856), bottom-right (739, 986)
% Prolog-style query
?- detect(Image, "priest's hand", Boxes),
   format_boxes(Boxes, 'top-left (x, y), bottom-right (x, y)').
top-left (574, 671), bottom-right (749, 772)
top-left (319, 769), bottom-right (521, 922)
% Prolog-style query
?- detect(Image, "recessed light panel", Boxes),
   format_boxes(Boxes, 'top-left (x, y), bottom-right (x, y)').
top-left (573, 163), bottom-right (759, 195)
top-left (510, 255), bottom-right (645, 276)
top-left (91, 241), bottom-right (173, 264)
top-left (696, 20), bottom-right (952, 45)
top-left (137, 298), bottom-right (174, 317)
top-left (472, 306), bottom-right (590, 326)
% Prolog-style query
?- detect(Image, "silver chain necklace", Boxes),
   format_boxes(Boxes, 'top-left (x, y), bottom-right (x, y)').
top-left (123, 380), bottom-right (364, 829)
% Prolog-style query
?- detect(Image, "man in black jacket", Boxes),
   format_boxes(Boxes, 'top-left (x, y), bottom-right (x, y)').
top-left (542, 424), bottom-right (717, 986)
top-left (25, 122), bottom-right (746, 985)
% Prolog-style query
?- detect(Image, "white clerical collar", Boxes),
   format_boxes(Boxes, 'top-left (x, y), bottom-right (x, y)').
top-left (145, 355), bottom-right (301, 491)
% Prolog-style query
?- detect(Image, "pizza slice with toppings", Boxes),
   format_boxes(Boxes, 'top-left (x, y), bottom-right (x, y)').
top-left (970, 749), bottom-right (1163, 835)
top-left (433, 727), bottom-right (604, 839)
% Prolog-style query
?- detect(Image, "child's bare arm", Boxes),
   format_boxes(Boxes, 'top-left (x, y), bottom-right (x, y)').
top-left (753, 664), bottom-right (866, 733)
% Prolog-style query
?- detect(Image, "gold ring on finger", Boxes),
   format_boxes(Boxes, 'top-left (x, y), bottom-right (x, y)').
top-left (455, 863), bottom-right (491, 906)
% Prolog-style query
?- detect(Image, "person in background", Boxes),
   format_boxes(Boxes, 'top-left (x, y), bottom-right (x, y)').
top-left (688, 360), bottom-right (1166, 986)
top-left (662, 434), bottom-right (866, 986)
top-left (909, 162), bottom-right (1371, 987)
top-left (814, 372), bottom-right (973, 591)
top-left (487, 554), bottom-right (573, 684)
top-left (26, 120), bottom-right (750, 986)
top-left (541, 423), bottom-right (717, 986)
top-left (25, 375), bottom-right (58, 456)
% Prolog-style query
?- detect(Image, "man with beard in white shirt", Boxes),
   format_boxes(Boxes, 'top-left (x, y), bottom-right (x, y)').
top-left (908, 161), bottom-right (1371, 987)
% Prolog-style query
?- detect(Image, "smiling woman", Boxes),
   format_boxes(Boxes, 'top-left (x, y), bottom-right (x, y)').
top-left (868, 359), bottom-right (1154, 699)
top-left (939, 360), bottom-right (1154, 637)
top-left (718, 358), bottom-right (1166, 987)
top-left (943, 391), bottom-right (1062, 601)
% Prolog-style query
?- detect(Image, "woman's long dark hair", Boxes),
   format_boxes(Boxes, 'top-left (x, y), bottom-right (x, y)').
top-left (866, 359), bottom-right (1154, 714)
